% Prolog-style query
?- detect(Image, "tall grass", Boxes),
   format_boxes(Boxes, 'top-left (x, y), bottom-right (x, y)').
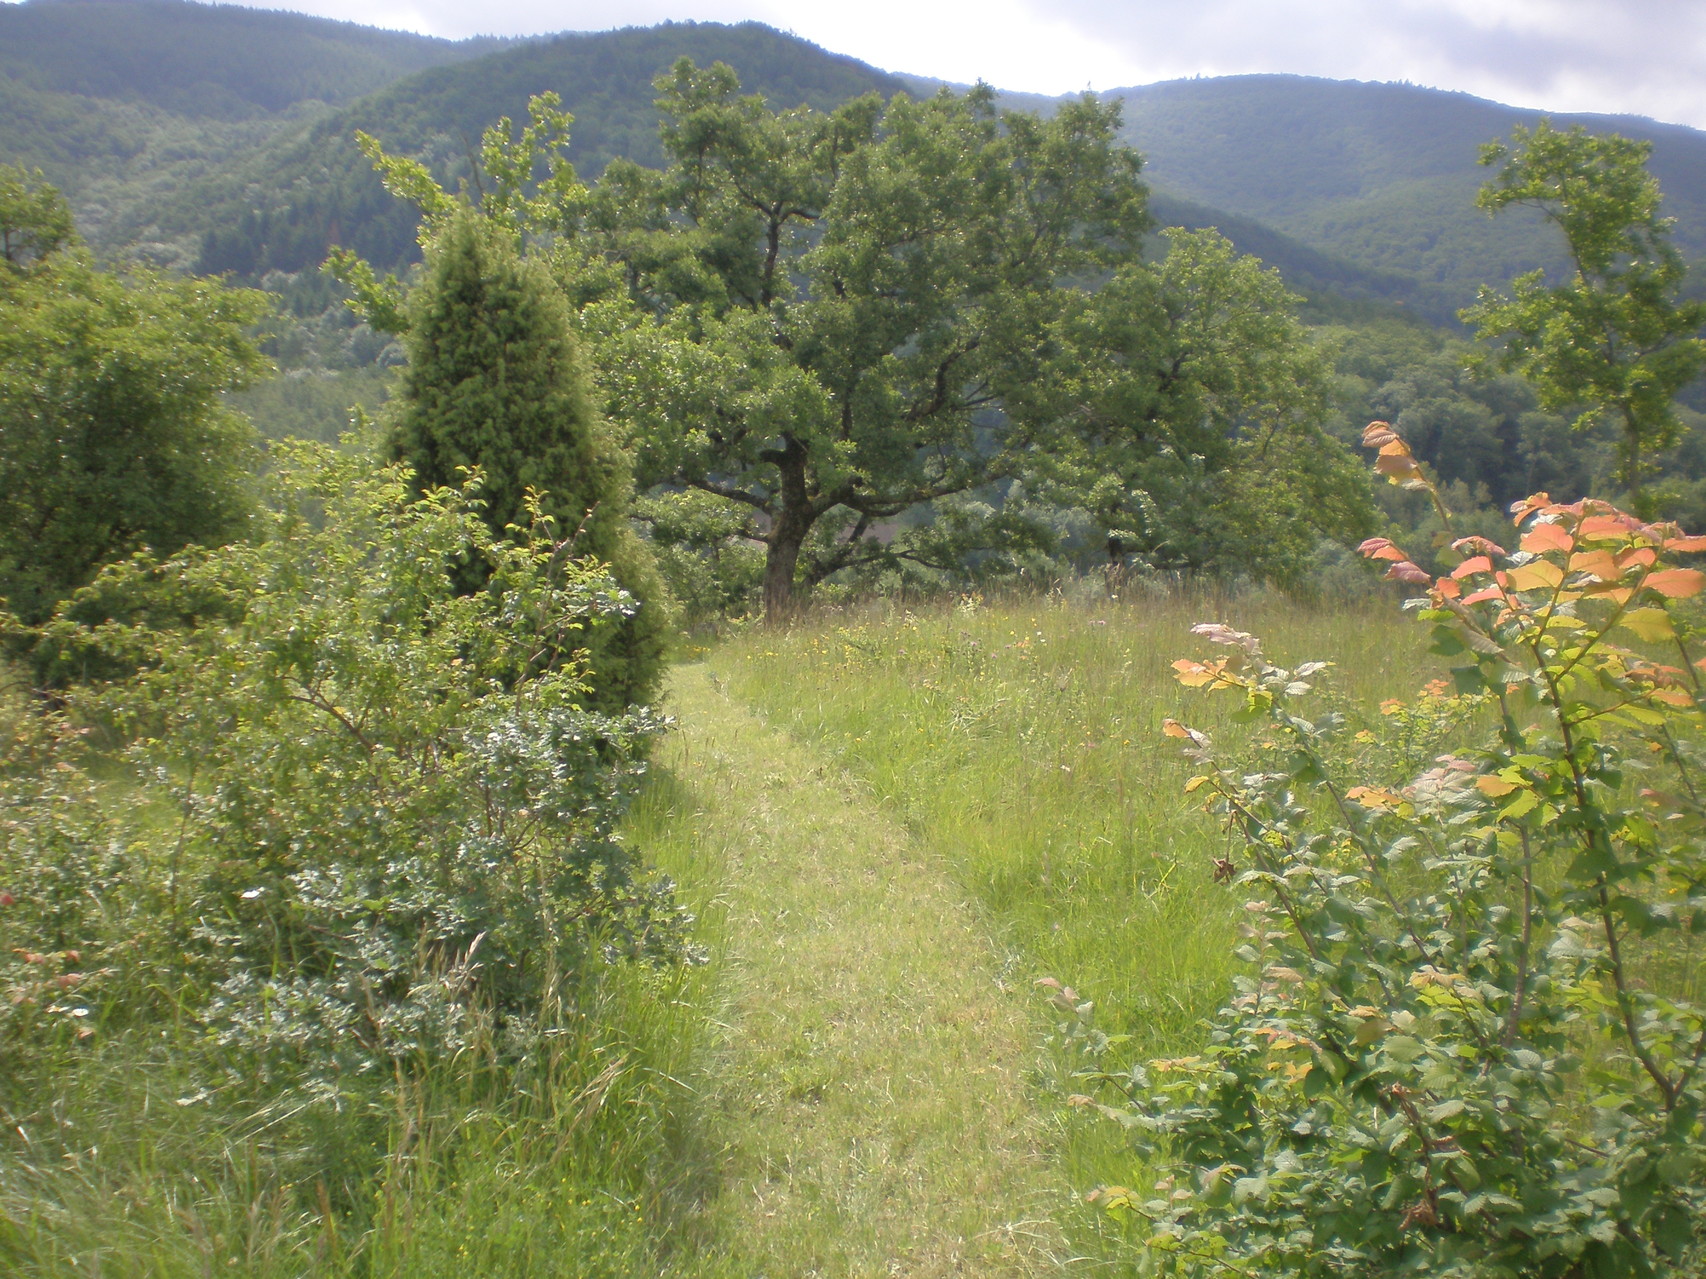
top-left (0, 930), bottom-right (721, 1276)
top-left (714, 587), bottom-right (1436, 1202)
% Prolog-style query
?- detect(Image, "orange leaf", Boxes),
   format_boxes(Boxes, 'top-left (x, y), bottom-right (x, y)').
top-left (1662, 533), bottom-right (1706, 553)
top-left (1162, 717), bottom-right (1192, 738)
top-left (1520, 523), bottom-right (1574, 555)
top-left (1357, 537), bottom-right (1407, 562)
top-left (1649, 687), bottom-right (1696, 708)
top-left (1510, 492), bottom-right (1554, 522)
top-left (1506, 560), bottom-right (1565, 591)
top-left (1475, 775), bottom-right (1520, 798)
top-left (1347, 785), bottom-right (1406, 810)
top-left (1617, 546), bottom-right (1657, 571)
top-left (1461, 584), bottom-right (1504, 605)
top-left (1451, 555), bottom-right (1493, 580)
top-left (1171, 659), bottom-right (1221, 688)
top-left (1567, 549), bottom-right (1621, 580)
top-left (1645, 568), bottom-right (1706, 599)
top-left (1578, 514), bottom-right (1636, 541)
top-left (1432, 577), bottom-right (1462, 600)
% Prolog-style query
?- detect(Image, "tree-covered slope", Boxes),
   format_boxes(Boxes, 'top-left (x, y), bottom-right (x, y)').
top-left (0, 0), bottom-right (514, 260)
top-left (0, 0), bottom-right (509, 119)
top-left (184, 22), bottom-right (912, 277)
top-left (1110, 75), bottom-right (1706, 306)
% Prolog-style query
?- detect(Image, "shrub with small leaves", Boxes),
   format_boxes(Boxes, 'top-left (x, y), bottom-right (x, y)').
top-left (1, 444), bottom-right (693, 1093)
top-left (1076, 423), bottom-right (1705, 1277)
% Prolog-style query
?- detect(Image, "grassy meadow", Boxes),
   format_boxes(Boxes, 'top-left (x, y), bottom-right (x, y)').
top-left (1, 585), bottom-right (1475, 1275)
top-left (705, 589), bottom-right (1439, 1225)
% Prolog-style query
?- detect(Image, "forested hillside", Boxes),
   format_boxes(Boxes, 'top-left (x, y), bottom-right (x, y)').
top-left (0, 0), bottom-right (509, 117)
top-left (10, 4), bottom-right (1706, 321)
top-left (188, 22), bottom-right (911, 278)
top-left (0, 0), bottom-right (512, 260)
top-left (1109, 75), bottom-right (1706, 310)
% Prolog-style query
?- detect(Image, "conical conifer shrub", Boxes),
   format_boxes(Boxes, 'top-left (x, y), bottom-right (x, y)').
top-left (389, 205), bottom-right (668, 711)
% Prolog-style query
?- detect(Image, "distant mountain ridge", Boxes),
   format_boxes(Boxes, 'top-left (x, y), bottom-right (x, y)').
top-left (3, 3), bottom-right (1706, 327)
top-left (1108, 75), bottom-right (1706, 310)
top-left (0, 0), bottom-right (511, 117)
top-left (184, 22), bottom-right (912, 277)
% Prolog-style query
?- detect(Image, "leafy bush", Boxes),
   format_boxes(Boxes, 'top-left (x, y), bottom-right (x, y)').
top-left (1075, 423), bottom-right (1705, 1276)
top-left (1, 444), bottom-right (693, 1095)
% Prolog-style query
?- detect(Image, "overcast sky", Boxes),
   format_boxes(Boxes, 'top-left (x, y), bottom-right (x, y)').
top-left (125, 0), bottom-right (1706, 129)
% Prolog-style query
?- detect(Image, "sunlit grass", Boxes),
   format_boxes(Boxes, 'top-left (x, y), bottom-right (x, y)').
top-left (0, 958), bottom-right (714, 1277)
top-left (718, 589), bottom-right (1430, 1049)
top-left (711, 587), bottom-right (1437, 1223)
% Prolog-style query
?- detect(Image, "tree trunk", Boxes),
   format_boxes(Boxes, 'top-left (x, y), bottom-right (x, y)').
top-left (762, 434), bottom-right (813, 624)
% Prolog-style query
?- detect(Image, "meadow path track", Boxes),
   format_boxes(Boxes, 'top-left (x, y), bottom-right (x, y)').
top-left (655, 664), bottom-right (1071, 1278)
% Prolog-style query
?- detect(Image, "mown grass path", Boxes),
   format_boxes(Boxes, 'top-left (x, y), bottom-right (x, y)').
top-left (654, 664), bottom-right (1070, 1277)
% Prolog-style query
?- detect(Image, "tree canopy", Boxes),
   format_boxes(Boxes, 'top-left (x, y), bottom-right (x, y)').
top-left (0, 166), bottom-right (267, 629)
top-left (1037, 227), bottom-right (1373, 583)
top-left (565, 63), bottom-right (1150, 616)
top-left (343, 69), bottom-right (1385, 614)
top-left (1462, 122), bottom-right (1706, 508)
top-left (388, 203), bottom-right (668, 710)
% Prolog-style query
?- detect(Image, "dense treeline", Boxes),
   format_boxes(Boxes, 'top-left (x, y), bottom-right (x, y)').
top-left (1117, 74), bottom-right (1706, 309)
top-left (0, 0), bottom-right (506, 119)
top-left (192, 23), bottom-right (911, 279)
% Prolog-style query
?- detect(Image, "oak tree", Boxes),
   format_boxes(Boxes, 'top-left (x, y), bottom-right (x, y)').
top-left (573, 63), bottom-right (1150, 618)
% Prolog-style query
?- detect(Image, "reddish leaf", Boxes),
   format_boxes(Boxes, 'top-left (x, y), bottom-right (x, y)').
top-left (1357, 537), bottom-right (1407, 562)
top-left (1520, 522), bottom-right (1574, 555)
top-left (1362, 420), bottom-right (1399, 448)
top-left (1451, 555), bottom-right (1493, 580)
top-left (1644, 568), bottom-right (1706, 599)
top-left (1384, 561), bottom-right (1432, 585)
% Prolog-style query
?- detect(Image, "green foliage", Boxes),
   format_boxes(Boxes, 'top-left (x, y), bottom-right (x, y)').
top-left (1078, 426), bottom-right (1706, 1276)
top-left (1464, 123), bottom-right (1706, 504)
top-left (0, 167), bottom-right (268, 631)
top-left (388, 204), bottom-right (669, 710)
top-left (0, 166), bottom-right (74, 270)
top-left (180, 23), bottom-right (911, 282)
top-left (1113, 75), bottom-right (1706, 318)
top-left (571, 64), bottom-right (1150, 617)
top-left (2, 445), bottom-right (690, 1095)
top-left (1041, 227), bottom-right (1376, 582)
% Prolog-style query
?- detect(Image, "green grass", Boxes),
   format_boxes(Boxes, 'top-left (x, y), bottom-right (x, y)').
top-left (0, 960), bottom-right (716, 1277)
top-left (710, 588), bottom-right (1438, 1227)
top-left (717, 590), bottom-right (1431, 1052)
top-left (0, 589), bottom-right (1445, 1275)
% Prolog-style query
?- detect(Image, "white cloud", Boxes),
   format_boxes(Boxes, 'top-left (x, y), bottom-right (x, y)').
top-left (1013, 0), bottom-right (1706, 125)
top-left (94, 0), bottom-right (1706, 128)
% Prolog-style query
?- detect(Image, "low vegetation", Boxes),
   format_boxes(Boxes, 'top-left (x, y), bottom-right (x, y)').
top-left (3, 23), bottom-right (1705, 1275)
